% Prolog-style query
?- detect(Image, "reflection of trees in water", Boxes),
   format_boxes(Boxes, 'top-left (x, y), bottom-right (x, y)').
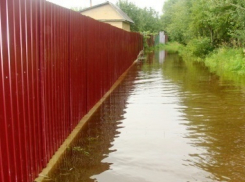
top-left (45, 65), bottom-right (140, 182)
top-left (161, 54), bottom-right (245, 181)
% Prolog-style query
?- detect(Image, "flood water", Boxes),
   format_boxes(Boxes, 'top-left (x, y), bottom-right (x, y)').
top-left (45, 52), bottom-right (245, 182)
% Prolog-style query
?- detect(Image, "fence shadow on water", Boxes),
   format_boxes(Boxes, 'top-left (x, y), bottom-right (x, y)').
top-left (0, 0), bottom-right (143, 182)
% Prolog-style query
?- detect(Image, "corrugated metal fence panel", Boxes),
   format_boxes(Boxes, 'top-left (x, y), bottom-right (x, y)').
top-left (0, 0), bottom-right (42, 181)
top-left (109, 27), bottom-right (117, 86)
top-left (40, 1), bottom-right (71, 163)
top-left (22, 0), bottom-right (43, 179)
top-left (86, 17), bottom-right (102, 111)
top-left (0, 1), bottom-right (14, 181)
top-left (0, 0), bottom-right (143, 181)
top-left (99, 22), bottom-right (110, 96)
top-left (69, 11), bottom-right (87, 128)
top-left (0, 145), bottom-right (4, 182)
top-left (113, 28), bottom-right (120, 81)
top-left (122, 31), bottom-right (129, 73)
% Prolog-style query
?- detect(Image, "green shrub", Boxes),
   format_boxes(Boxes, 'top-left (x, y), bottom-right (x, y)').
top-left (185, 38), bottom-right (214, 58)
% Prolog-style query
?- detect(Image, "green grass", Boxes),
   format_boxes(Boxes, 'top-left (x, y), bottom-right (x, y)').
top-left (159, 42), bottom-right (184, 53)
top-left (204, 47), bottom-right (245, 76)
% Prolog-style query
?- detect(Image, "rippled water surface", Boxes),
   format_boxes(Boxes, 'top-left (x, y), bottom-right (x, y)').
top-left (45, 52), bottom-right (245, 182)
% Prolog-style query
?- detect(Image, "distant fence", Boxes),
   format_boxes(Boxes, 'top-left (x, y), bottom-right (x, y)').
top-left (155, 31), bottom-right (168, 45)
top-left (0, 0), bottom-right (143, 181)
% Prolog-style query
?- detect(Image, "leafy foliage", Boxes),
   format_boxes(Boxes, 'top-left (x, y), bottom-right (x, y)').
top-left (185, 38), bottom-right (214, 58)
top-left (161, 0), bottom-right (245, 47)
top-left (116, 0), bottom-right (163, 32)
top-left (161, 0), bottom-right (191, 43)
top-left (161, 0), bottom-right (245, 78)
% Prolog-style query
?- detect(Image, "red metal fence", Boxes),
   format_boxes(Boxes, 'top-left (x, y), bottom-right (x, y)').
top-left (0, 0), bottom-right (143, 181)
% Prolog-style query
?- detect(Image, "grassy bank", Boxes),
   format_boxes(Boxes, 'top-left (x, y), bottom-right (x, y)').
top-left (160, 42), bottom-right (184, 54)
top-left (161, 42), bottom-right (245, 79)
top-left (205, 48), bottom-right (245, 76)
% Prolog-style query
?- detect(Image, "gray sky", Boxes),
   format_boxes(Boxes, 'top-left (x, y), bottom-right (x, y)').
top-left (46, 0), bottom-right (166, 15)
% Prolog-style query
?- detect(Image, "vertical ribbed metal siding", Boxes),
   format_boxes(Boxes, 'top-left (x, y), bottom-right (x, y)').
top-left (0, 0), bottom-right (43, 181)
top-left (0, 0), bottom-right (143, 181)
top-left (40, 1), bottom-right (71, 164)
top-left (99, 23), bottom-right (110, 95)
top-left (69, 12), bottom-right (87, 128)
top-left (86, 17), bottom-right (101, 111)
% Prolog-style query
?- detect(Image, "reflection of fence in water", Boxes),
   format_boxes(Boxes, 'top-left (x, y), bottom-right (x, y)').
top-left (0, 0), bottom-right (143, 181)
top-left (159, 51), bottom-right (166, 64)
top-left (153, 50), bottom-right (166, 64)
top-left (46, 65), bottom-right (140, 182)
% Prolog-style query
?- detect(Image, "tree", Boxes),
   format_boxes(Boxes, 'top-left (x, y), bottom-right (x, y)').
top-left (228, 0), bottom-right (245, 46)
top-left (161, 0), bottom-right (191, 43)
top-left (161, 0), bottom-right (245, 47)
top-left (116, 0), bottom-right (162, 32)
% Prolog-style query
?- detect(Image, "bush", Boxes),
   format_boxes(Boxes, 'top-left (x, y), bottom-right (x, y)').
top-left (185, 38), bottom-right (214, 58)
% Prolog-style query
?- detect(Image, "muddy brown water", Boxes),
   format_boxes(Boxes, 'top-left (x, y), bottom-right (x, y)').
top-left (44, 52), bottom-right (245, 182)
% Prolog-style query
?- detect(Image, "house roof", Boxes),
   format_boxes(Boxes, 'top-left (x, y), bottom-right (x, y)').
top-left (80, 1), bottom-right (134, 24)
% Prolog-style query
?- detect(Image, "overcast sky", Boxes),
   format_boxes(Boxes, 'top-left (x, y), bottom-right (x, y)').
top-left (46, 0), bottom-right (166, 15)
